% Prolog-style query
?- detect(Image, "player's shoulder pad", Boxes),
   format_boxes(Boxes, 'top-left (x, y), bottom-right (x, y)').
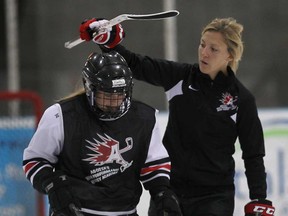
top-left (130, 100), bottom-right (157, 120)
top-left (58, 93), bottom-right (87, 115)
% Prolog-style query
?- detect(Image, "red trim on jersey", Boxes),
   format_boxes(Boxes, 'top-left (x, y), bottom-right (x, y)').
top-left (23, 161), bottom-right (39, 174)
top-left (140, 163), bottom-right (171, 175)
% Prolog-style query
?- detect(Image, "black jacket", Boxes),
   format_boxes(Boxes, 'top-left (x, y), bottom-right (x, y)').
top-left (112, 45), bottom-right (267, 199)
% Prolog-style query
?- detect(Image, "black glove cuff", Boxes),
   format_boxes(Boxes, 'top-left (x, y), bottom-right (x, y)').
top-left (42, 170), bottom-right (69, 194)
top-left (153, 189), bottom-right (182, 216)
top-left (150, 185), bottom-right (170, 199)
top-left (154, 189), bottom-right (179, 203)
top-left (251, 198), bottom-right (272, 205)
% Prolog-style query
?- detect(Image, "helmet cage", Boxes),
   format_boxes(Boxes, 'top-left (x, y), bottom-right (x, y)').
top-left (85, 79), bottom-right (132, 121)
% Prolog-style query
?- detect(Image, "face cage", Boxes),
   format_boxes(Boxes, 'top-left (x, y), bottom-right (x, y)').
top-left (87, 88), bottom-right (132, 121)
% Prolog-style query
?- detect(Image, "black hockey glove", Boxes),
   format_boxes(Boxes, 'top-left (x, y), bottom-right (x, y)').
top-left (42, 170), bottom-right (83, 216)
top-left (153, 189), bottom-right (182, 216)
top-left (244, 199), bottom-right (275, 216)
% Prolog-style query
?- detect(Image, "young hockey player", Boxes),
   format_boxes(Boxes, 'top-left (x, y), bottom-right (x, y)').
top-left (23, 51), bottom-right (182, 216)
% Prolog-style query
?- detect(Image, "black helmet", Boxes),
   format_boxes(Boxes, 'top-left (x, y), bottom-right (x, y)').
top-left (82, 51), bottom-right (133, 120)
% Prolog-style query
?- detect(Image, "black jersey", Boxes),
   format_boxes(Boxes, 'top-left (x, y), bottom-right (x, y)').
top-left (113, 45), bottom-right (267, 200)
top-left (23, 94), bottom-right (171, 215)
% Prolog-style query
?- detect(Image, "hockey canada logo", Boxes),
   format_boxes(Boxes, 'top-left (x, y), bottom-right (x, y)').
top-left (83, 134), bottom-right (133, 183)
top-left (216, 92), bottom-right (238, 112)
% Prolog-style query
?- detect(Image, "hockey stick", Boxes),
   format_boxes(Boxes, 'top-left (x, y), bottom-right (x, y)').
top-left (64, 10), bottom-right (179, 49)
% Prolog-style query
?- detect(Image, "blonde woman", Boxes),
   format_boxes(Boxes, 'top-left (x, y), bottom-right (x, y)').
top-left (80, 17), bottom-right (275, 216)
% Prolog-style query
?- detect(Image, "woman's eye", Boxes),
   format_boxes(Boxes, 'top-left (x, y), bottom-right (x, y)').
top-left (211, 47), bottom-right (218, 52)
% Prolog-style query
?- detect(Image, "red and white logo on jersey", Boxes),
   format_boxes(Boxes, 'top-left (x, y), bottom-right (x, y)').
top-left (83, 133), bottom-right (133, 172)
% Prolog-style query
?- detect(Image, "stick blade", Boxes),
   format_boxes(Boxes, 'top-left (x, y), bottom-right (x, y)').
top-left (127, 10), bottom-right (179, 20)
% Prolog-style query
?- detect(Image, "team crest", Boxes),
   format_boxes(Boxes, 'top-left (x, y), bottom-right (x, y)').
top-left (83, 134), bottom-right (133, 183)
top-left (216, 92), bottom-right (238, 112)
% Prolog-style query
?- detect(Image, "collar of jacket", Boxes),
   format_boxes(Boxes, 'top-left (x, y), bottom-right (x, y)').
top-left (195, 64), bottom-right (236, 88)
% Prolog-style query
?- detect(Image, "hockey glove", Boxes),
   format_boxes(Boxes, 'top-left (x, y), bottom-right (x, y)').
top-left (79, 18), bottom-right (125, 48)
top-left (153, 189), bottom-right (182, 216)
top-left (244, 199), bottom-right (275, 216)
top-left (42, 170), bottom-right (83, 216)
top-left (79, 18), bottom-right (97, 41)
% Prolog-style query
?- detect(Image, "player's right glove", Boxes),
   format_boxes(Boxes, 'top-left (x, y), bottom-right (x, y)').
top-left (79, 18), bottom-right (125, 48)
top-left (42, 170), bottom-right (83, 216)
top-left (152, 189), bottom-right (182, 216)
top-left (244, 199), bottom-right (275, 216)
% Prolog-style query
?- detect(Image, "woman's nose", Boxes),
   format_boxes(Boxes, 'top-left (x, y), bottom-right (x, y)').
top-left (201, 47), bottom-right (209, 57)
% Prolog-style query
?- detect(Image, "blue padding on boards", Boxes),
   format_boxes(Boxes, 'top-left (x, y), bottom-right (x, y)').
top-left (0, 128), bottom-right (36, 216)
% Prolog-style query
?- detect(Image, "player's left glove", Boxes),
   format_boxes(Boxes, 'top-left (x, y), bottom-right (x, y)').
top-left (79, 18), bottom-right (125, 48)
top-left (244, 199), bottom-right (275, 216)
top-left (153, 189), bottom-right (182, 216)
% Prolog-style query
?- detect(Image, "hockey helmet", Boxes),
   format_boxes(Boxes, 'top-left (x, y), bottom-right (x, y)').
top-left (82, 51), bottom-right (133, 120)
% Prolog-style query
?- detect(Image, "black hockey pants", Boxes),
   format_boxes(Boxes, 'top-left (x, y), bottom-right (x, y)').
top-left (148, 185), bottom-right (234, 216)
